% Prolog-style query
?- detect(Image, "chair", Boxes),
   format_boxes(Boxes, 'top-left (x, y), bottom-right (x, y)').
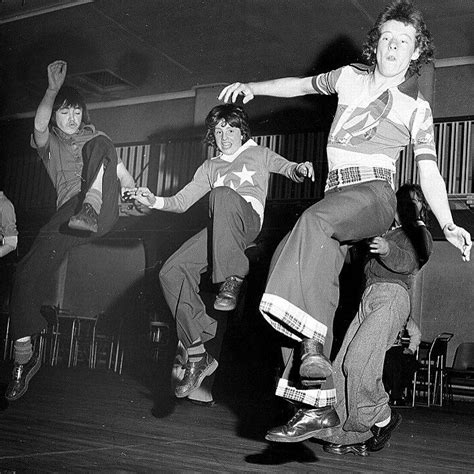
top-left (91, 312), bottom-right (125, 374)
top-left (149, 321), bottom-right (170, 362)
top-left (70, 312), bottom-right (99, 368)
top-left (56, 239), bottom-right (145, 372)
top-left (39, 305), bottom-right (61, 366)
top-left (412, 332), bottom-right (453, 407)
top-left (446, 342), bottom-right (474, 402)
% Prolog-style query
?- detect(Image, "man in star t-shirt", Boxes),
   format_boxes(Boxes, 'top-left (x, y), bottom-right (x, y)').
top-left (130, 104), bottom-right (314, 399)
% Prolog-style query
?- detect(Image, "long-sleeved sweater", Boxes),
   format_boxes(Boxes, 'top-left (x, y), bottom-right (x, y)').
top-left (158, 139), bottom-right (304, 225)
top-left (365, 224), bottom-right (433, 291)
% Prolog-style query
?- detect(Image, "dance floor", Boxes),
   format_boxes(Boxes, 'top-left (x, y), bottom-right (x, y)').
top-left (1, 355), bottom-right (474, 473)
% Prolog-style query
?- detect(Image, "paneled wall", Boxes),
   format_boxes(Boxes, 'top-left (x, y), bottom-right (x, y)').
top-left (3, 117), bottom-right (472, 216)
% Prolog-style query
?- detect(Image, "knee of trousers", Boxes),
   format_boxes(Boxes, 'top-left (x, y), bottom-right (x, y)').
top-left (209, 186), bottom-right (240, 208)
top-left (298, 206), bottom-right (335, 239)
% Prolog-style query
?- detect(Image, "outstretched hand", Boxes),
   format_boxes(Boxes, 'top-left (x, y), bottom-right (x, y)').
top-left (125, 187), bottom-right (157, 207)
top-left (443, 223), bottom-right (472, 262)
top-left (296, 162), bottom-right (315, 182)
top-left (218, 82), bottom-right (254, 104)
top-left (47, 60), bottom-right (67, 92)
top-left (369, 236), bottom-right (390, 256)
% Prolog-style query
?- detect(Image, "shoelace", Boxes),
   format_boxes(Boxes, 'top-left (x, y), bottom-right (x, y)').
top-left (286, 408), bottom-right (306, 425)
top-left (12, 364), bottom-right (23, 381)
top-left (83, 203), bottom-right (97, 218)
top-left (220, 277), bottom-right (242, 295)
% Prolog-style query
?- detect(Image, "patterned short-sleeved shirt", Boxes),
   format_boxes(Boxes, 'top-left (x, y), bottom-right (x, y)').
top-left (312, 64), bottom-right (437, 185)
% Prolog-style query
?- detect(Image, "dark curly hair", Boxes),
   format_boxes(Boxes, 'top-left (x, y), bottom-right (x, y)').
top-left (362, 0), bottom-right (434, 75)
top-left (396, 183), bottom-right (429, 227)
top-left (204, 104), bottom-right (251, 149)
top-left (50, 86), bottom-right (90, 127)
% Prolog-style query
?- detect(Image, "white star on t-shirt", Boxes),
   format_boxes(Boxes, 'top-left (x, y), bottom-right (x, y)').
top-left (233, 164), bottom-right (255, 186)
top-left (213, 172), bottom-right (227, 187)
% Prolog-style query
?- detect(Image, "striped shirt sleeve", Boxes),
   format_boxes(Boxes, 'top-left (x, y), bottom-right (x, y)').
top-left (411, 99), bottom-right (437, 162)
top-left (311, 67), bottom-right (344, 95)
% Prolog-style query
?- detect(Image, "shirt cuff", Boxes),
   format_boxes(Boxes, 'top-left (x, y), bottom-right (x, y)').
top-left (150, 197), bottom-right (164, 210)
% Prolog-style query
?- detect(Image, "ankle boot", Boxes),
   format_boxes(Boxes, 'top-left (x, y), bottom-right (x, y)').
top-left (299, 338), bottom-right (333, 384)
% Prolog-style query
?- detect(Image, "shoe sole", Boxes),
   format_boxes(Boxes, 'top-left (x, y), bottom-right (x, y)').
top-left (5, 355), bottom-right (41, 401)
top-left (175, 358), bottom-right (218, 398)
top-left (68, 219), bottom-right (98, 233)
top-left (323, 444), bottom-right (369, 457)
top-left (368, 413), bottom-right (402, 451)
top-left (213, 301), bottom-right (237, 311)
top-left (265, 426), bottom-right (338, 443)
top-left (300, 357), bottom-right (333, 382)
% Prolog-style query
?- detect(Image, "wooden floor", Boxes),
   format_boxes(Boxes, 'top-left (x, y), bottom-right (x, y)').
top-left (1, 353), bottom-right (474, 474)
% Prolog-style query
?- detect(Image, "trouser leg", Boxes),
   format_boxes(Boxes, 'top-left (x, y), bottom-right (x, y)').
top-left (80, 135), bottom-right (119, 235)
top-left (260, 181), bottom-right (396, 344)
top-left (342, 283), bottom-right (409, 432)
top-left (209, 187), bottom-right (260, 283)
top-left (275, 343), bottom-right (338, 408)
top-left (10, 197), bottom-right (101, 339)
top-left (159, 228), bottom-right (216, 348)
top-left (311, 284), bottom-right (409, 445)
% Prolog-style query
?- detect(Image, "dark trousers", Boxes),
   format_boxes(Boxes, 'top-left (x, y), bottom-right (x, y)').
top-left (159, 187), bottom-right (260, 348)
top-left (10, 136), bottom-right (119, 339)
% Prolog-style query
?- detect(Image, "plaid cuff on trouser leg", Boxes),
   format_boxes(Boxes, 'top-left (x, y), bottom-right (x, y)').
top-left (275, 378), bottom-right (336, 408)
top-left (260, 294), bottom-right (327, 343)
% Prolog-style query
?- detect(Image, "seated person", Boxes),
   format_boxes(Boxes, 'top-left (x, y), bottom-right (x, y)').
top-left (383, 317), bottom-right (421, 406)
top-left (0, 190), bottom-right (18, 260)
top-left (6, 60), bottom-right (135, 401)
top-left (130, 104), bottom-right (314, 400)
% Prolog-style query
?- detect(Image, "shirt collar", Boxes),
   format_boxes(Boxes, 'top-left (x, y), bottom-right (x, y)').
top-left (52, 123), bottom-right (96, 141)
top-left (397, 72), bottom-right (420, 100)
top-left (362, 64), bottom-right (420, 100)
top-left (215, 138), bottom-right (258, 162)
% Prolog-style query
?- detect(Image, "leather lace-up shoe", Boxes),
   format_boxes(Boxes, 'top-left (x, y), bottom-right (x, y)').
top-left (214, 276), bottom-right (243, 311)
top-left (299, 338), bottom-right (333, 385)
top-left (367, 411), bottom-right (402, 451)
top-left (5, 340), bottom-right (42, 401)
top-left (68, 203), bottom-right (98, 233)
top-left (265, 407), bottom-right (340, 443)
top-left (175, 352), bottom-right (218, 398)
top-left (323, 442), bottom-right (369, 456)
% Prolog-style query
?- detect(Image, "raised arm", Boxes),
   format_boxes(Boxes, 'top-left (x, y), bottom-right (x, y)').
top-left (418, 160), bottom-right (472, 261)
top-left (33, 60), bottom-right (67, 148)
top-left (218, 76), bottom-right (316, 104)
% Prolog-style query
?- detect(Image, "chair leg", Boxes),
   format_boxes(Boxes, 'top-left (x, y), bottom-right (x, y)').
top-left (52, 325), bottom-right (60, 366)
top-left (3, 315), bottom-right (10, 360)
top-left (114, 341), bottom-right (120, 372)
top-left (107, 341), bottom-right (114, 370)
top-left (118, 350), bottom-right (124, 375)
top-left (68, 320), bottom-right (76, 368)
top-left (412, 371), bottom-right (417, 407)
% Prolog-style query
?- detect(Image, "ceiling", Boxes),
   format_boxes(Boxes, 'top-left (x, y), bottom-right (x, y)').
top-left (0, 0), bottom-right (472, 119)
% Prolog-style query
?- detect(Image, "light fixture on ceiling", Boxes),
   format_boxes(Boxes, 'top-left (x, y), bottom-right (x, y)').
top-left (0, 0), bottom-right (94, 24)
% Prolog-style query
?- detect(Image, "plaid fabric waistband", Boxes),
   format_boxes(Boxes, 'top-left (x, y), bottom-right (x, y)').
top-left (325, 166), bottom-right (394, 191)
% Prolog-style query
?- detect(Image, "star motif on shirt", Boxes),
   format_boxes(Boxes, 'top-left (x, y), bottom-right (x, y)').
top-left (213, 172), bottom-right (227, 187)
top-left (233, 164), bottom-right (256, 186)
top-left (229, 181), bottom-right (237, 191)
